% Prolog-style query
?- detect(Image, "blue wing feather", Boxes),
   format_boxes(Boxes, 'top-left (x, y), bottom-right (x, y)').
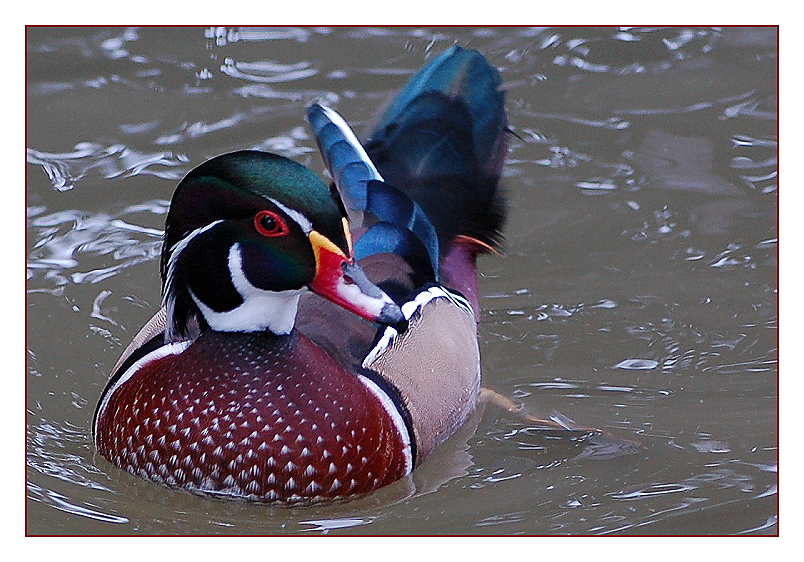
top-left (354, 222), bottom-right (437, 283)
top-left (307, 45), bottom-right (507, 281)
top-left (372, 45), bottom-right (505, 171)
top-left (364, 180), bottom-right (439, 280)
top-left (307, 103), bottom-right (382, 211)
top-left (307, 103), bottom-right (441, 281)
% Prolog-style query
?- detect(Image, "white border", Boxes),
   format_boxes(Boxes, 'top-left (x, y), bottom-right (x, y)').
top-left (14, 11), bottom-right (795, 554)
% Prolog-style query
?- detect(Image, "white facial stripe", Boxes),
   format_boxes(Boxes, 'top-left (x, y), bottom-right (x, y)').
top-left (191, 243), bottom-right (302, 334)
top-left (163, 220), bottom-right (224, 307)
top-left (94, 340), bottom-right (192, 443)
top-left (357, 375), bottom-right (412, 474)
top-left (268, 198), bottom-right (313, 234)
top-left (317, 105), bottom-right (383, 182)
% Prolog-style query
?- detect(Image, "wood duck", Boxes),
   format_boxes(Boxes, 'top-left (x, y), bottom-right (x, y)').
top-left (93, 46), bottom-right (508, 503)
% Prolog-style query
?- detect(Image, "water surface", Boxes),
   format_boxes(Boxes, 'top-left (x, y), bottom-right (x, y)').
top-left (26, 26), bottom-right (777, 535)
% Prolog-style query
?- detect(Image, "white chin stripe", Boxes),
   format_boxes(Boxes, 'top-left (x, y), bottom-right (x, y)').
top-left (357, 375), bottom-right (413, 475)
top-left (362, 285), bottom-right (473, 369)
top-left (94, 340), bottom-right (192, 443)
top-left (192, 243), bottom-right (303, 335)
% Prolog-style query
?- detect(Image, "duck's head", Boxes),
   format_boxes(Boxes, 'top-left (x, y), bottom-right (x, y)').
top-left (160, 150), bottom-right (403, 340)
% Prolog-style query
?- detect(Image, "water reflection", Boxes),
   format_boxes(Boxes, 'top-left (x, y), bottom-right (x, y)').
top-left (544, 27), bottom-right (720, 74)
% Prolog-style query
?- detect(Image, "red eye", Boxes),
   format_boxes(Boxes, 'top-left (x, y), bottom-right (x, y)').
top-left (254, 210), bottom-right (289, 237)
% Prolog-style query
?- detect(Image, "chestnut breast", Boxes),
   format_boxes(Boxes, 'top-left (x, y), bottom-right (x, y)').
top-left (95, 331), bottom-right (411, 503)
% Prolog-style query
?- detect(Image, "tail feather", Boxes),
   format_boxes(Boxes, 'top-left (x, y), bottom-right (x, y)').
top-left (372, 45), bottom-right (507, 174)
top-left (365, 45), bottom-right (508, 252)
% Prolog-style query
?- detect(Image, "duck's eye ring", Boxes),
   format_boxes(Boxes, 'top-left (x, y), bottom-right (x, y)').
top-left (254, 210), bottom-right (289, 237)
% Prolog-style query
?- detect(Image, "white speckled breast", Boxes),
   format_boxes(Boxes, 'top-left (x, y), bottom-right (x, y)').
top-left (95, 331), bottom-right (411, 503)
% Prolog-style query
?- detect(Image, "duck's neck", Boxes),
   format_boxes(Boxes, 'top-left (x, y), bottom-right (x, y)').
top-left (182, 242), bottom-right (305, 336)
top-left (191, 288), bottom-right (303, 335)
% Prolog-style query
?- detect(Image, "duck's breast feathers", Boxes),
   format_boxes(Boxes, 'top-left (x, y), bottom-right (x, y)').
top-left (93, 337), bottom-right (191, 442)
top-left (94, 331), bottom-right (414, 502)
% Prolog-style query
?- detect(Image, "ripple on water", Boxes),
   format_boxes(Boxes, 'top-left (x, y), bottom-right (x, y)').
top-left (220, 57), bottom-right (318, 84)
top-left (546, 27), bottom-right (720, 74)
top-left (27, 482), bottom-right (130, 525)
top-left (299, 517), bottom-right (375, 533)
top-left (614, 359), bottom-right (659, 370)
top-left (27, 143), bottom-right (187, 191)
top-left (27, 201), bottom-right (168, 292)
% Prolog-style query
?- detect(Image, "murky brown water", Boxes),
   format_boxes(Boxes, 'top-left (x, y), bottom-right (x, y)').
top-left (26, 26), bottom-right (777, 535)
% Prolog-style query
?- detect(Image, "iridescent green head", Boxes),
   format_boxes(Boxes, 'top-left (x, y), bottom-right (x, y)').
top-left (161, 150), bottom-right (401, 340)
